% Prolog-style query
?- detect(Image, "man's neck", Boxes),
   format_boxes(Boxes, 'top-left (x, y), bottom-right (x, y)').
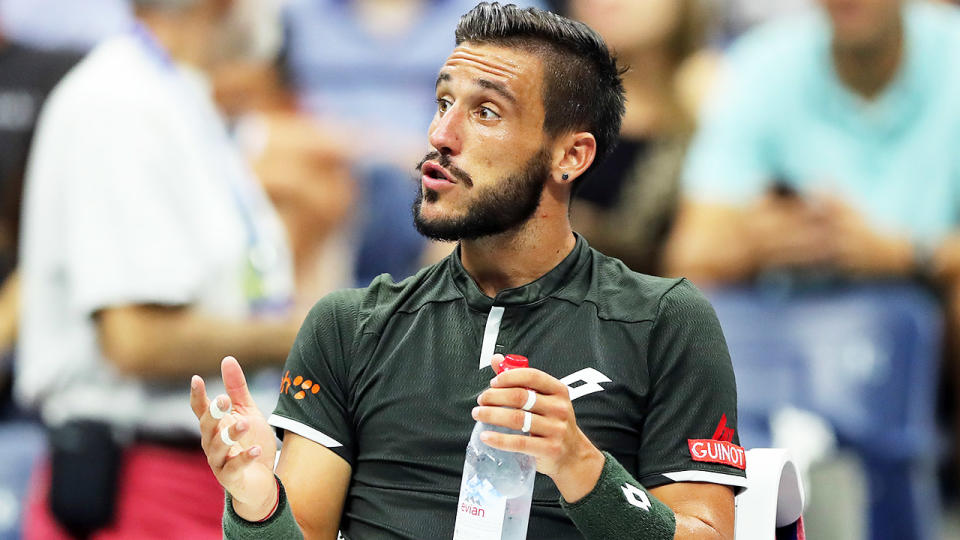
top-left (459, 195), bottom-right (576, 298)
top-left (832, 20), bottom-right (904, 99)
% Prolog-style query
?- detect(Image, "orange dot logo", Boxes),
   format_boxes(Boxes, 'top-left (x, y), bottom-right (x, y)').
top-left (283, 372), bottom-right (322, 400)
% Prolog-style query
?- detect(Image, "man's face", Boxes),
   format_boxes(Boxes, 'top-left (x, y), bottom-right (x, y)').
top-left (413, 43), bottom-right (553, 242)
top-left (819, 0), bottom-right (902, 50)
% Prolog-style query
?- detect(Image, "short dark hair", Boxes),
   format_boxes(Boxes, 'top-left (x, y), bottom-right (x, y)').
top-left (455, 2), bottom-right (626, 190)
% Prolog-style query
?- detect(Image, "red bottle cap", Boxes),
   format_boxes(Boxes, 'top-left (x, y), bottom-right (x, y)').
top-left (495, 354), bottom-right (528, 374)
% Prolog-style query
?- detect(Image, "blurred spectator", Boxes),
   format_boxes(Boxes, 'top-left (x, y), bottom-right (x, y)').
top-left (564, 0), bottom-right (713, 276)
top-left (0, 0), bottom-right (130, 51)
top-left (16, 0), bottom-right (301, 537)
top-left (0, 27), bottom-right (80, 401)
top-left (281, 0), bottom-right (545, 284)
top-left (213, 57), bottom-right (359, 318)
top-left (666, 0), bottom-right (960, 537)
top-left (667, 0), bottom-right (960, 291)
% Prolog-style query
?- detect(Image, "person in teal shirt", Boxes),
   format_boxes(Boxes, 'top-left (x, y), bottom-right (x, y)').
top-left (666, 2), bottom-right (960, 538)
top-left (668, 0), bottom-right (960, 283)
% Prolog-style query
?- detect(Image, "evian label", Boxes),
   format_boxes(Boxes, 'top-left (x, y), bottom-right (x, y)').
top-left (453, 471), bottom-right (506, 539)
top-left (688, 439), bottom-right (747, 470)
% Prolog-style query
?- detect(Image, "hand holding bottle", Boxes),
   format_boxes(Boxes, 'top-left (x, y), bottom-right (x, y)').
top-left (474, 354), bottom-right (605, 504)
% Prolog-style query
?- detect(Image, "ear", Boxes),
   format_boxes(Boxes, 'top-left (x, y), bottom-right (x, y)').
top-left (551, 132), bottom-right (597, 187)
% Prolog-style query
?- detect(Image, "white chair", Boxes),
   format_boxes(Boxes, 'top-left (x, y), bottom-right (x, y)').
top-left (734, 448), bottom-right (806, 539)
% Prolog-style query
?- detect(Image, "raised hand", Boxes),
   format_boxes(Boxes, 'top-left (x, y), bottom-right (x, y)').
top-left (190, 356), bottom-right (280, 521)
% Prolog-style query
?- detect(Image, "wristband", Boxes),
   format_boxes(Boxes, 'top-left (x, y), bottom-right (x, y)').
top-left (560, 452), bottom-right (676, 540)
top-left (223, 476), bottom-right (304, 540)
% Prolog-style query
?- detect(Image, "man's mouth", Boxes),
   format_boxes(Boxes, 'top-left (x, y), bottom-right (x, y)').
top-left (421, 162), bottom-right (454, 183)
top-left (421, 162), bottom-right (459, 194)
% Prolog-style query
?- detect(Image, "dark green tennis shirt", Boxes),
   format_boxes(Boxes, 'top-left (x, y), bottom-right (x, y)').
top-left (269, 235), bottom-right (745, 539)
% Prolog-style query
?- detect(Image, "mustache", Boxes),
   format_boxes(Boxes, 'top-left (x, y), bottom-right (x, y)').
top-left (415, 152), bottom-right (474, 187)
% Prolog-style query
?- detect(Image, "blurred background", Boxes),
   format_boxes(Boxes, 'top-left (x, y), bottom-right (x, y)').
top-left (1, 0), bottom-right (960, 538)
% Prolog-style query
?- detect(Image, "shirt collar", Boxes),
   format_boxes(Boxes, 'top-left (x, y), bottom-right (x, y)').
top-left (447, 233), bottom-right (591, 311)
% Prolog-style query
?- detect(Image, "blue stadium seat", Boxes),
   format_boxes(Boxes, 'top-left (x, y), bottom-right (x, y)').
top-left (707, 282), bottom-right (942, 540)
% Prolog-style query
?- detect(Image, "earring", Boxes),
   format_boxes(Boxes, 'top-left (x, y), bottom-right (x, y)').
top-left (561, 173), bottom-right (569, 181)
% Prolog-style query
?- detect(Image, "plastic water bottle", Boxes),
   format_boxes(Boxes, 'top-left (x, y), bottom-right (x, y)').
top-left (453, 354), bottom-right (535, 540)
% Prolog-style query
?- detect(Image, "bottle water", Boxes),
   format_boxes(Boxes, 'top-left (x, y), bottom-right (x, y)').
top-left (453, 354), bottom-right (535, 540)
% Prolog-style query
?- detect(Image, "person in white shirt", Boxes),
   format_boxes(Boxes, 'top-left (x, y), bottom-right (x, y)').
top-left (17, 0), bottom-right (300, 537)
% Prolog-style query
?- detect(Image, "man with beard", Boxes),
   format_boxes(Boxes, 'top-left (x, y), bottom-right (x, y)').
top-left (191, 3), bottom-right (743, 539)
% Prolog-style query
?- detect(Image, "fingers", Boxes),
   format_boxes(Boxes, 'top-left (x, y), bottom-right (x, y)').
top-left (221, 356), bottom-right (256, 410)
top-left (489, 353), bottom-right (505, 373)
top-left (197, 392), bottom-right (233, 437)
top-left (477, 387), bottom-right (554, 416)
top-left (190, 375), bottom-right (209, 420)
top-left (210, 397), bottom-right (231, 420)
top-left (191, 378), bottom-right (237, 436)
top-left (204, 413), bottom-right (252, 472)
top-left (478, 429), bottom-right (563, 460)
top-left (472, 405), bottom-right (563, 438)
top-left (192, 375), bottom-right (244, 473)
top-left (219, 444), bottom-right (265, 479)
top-left (490, 367), bottom-right (568, 396)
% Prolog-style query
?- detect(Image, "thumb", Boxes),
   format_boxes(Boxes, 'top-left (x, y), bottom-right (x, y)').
top-left (490, 354), bottom-right (505, 374)
top-left (221, 356), bottom-right (256, 409)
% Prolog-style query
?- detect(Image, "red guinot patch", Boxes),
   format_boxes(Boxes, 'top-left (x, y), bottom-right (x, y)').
top-left (688, 439), bottom-right (747, 470)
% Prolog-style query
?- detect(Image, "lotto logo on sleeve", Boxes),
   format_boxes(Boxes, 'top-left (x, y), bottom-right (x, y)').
top-left (687, 439), bottom-right (747, 470)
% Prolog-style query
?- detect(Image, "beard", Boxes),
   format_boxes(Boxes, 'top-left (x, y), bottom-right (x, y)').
top-left (411, 148), bottom-right (551, 242)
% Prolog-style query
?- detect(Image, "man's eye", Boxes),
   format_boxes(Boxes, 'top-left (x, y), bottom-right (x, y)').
top-left (478, 107), bottom-right (500, 121)
top-left (437, 98), bottom-right (452, 115)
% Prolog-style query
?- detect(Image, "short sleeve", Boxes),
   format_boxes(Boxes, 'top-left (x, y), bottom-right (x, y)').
top-left (637, 280), bottom-right (747, 491)
top-left (682, 41), bottom-right (779, 206)
top-left (269, 289), bottom-right (364, 466)
top-left (49, 96), bottom-right (210, 315)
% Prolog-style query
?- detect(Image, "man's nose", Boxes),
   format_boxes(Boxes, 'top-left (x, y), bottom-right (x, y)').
top-left (428, 106), bottom-right (463, 156)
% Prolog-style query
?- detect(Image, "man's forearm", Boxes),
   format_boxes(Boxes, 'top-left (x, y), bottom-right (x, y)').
top-left (662, 203), bottom-right (758, 285)
top-left (98, 305), bottom-right (300, 379)
top-left (663, 227), bottom-right (756, 285)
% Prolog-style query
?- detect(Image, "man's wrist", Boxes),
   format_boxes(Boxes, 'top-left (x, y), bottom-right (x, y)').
top-left (232, 478), bottom-right (281, 522)
top-left (551, 442), bottom-right (605, 503)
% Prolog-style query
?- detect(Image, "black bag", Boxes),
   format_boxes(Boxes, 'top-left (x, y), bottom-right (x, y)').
top-left (48, 419), bottom-right (122, 538)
